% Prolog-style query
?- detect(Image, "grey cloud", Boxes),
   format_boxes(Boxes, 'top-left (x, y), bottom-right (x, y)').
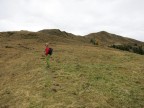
top-left (0, 0), bottom-right (144, 41)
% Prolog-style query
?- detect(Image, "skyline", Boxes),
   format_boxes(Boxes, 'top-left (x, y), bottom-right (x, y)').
top-left (0, 0), bottom-right (144, 42)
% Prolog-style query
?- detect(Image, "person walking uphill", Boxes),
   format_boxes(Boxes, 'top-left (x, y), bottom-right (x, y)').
top-left (45, 43), bottom-right (51, 67)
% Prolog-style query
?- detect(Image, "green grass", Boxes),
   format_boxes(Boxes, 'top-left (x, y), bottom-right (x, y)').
top-left (0, 44), bottom-right (144, 108)
top-left (31, 44), bottom-right (143, 108)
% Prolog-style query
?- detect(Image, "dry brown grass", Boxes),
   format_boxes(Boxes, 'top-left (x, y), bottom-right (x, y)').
top-left (0, 31), bottom-right (144, 108)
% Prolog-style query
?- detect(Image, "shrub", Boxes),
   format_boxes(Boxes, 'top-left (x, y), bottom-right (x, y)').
top-left (90, 39), bottom-right (98, 45)
top-left (110, 44), bottom-right (144, 55)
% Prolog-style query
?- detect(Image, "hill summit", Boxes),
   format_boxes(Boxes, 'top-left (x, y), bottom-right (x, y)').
top-left (85, 31), bottom-right (143, 45)
top-left (0, 29), bottom-right (144, 46)
top-left (38, 29), bottom-right (144, 45)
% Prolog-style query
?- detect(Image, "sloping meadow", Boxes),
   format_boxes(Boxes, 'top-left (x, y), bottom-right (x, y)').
top-left (0, 40), bottom-right (144, 107)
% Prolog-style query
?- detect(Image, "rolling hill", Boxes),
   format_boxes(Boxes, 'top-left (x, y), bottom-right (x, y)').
top-left (0, 29), bottom-right (143, 46)
top-left (0, 29), bottom-right (144, 108)
top-left (85, 31), bottom-right (144, 46)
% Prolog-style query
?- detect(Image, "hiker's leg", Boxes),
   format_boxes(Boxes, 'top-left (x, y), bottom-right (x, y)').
top-left (46, 55), bottom-right (50, 66)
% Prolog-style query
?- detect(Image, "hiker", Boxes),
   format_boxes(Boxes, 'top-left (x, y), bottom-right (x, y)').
top-left (45, 43), bottom-right (50, 67)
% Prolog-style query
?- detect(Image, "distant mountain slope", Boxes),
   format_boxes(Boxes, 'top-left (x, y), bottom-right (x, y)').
top-left (85, 31), bottom-right (144, 46)
top-left (38, 29), bottom-right (76, 37)
top-left (0, 29), bottom-right (88, 45)
top-left (0, 29), bottom-right (144, 46)
top-left (38, 29), bottom-right (89, 44)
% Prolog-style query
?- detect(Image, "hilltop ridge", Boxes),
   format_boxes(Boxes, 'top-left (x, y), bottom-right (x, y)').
top-left (38, 29), bottom-right (77, 37)
top-left (85, 31), bottom-right (144, 45)
top-left (0, 29), bottom-right (144, 46)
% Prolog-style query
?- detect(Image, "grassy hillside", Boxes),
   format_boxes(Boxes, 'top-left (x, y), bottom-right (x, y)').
top-left (0, 30), bottom-right (144, 108)
top-left (86, 31), bottom-right (144, 46)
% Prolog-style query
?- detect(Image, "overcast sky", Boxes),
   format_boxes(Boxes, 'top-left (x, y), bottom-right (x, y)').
top-left (0, 0), bottom-right (144, 41)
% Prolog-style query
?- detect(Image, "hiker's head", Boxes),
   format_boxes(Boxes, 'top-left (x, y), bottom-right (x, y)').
top-left (45, 43), bottom-right (49, 47)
